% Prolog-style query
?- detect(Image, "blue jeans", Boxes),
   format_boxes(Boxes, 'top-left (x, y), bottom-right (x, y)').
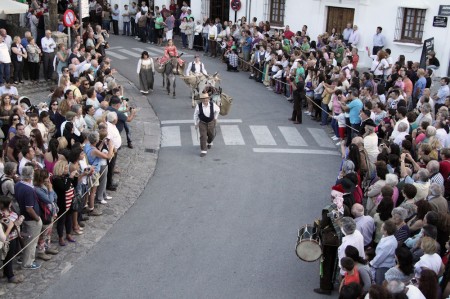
top-left (331, 118), bottom-right (339, 137)
top-left (321, 103), bottom-right (329, 125)
top-left (123, 21), bottom-right (130, 35)
top-left (181, 33), bottom-right (187, 47)
top-left (203, 33), bottom-right (209, 53)
top-left (0, 63), bottom-right (10, 85)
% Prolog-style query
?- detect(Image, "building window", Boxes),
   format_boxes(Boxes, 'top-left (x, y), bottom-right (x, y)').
top-left (270, 0), bottom-right (285, 26)
top-left (394, 7), bottom-right (426, 44)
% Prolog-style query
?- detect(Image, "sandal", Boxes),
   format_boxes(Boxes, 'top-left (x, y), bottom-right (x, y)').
top-left (73, 229), bottom-right (84, 235)
top-left (59, 240), bottom-right (66, 246)
top-left (66, 236), bottom-right (76, 243)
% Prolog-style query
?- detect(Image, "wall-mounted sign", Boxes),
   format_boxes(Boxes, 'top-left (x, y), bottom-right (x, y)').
top-left (433, 16), bottom-right (448, 27)
top-left (420, 37), bottom-right (434, 69)
top-left (438, 5), bottom-right (450, 16)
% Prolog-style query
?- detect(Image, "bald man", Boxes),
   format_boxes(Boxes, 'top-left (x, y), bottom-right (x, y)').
top-left (41, 30), bottom-right (56, 81)
top-left (351, 203), bottom-right (375, 248)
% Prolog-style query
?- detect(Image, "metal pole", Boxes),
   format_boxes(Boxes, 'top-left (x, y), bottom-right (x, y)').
top-left (68, 26), bottom-right (71, 47)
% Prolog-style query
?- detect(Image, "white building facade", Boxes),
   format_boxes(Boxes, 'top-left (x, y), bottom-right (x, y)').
top-left (110, 0), bottom-right (450, 76)
top-left (232, 0), bottom-right (450, 76)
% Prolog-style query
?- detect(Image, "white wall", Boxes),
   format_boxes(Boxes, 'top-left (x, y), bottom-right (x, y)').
top-left (228, 0), bottom-right (450, 77)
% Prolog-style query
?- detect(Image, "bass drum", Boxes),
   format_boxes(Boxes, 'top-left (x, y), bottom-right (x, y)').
top-left (295, 224), bottom-right (322, 262)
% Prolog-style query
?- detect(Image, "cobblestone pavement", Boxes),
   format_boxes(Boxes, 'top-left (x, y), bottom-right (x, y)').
top-left (0, 73), bottom-right (160, 298)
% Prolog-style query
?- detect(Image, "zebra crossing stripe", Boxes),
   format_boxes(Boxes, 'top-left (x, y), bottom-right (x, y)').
top-left (161, 119), bottom-right (242, 125)
top-left (278, 126), bottom-right (307, 146)
top-left (250, 125), bottom-right (276, 146)
top-left (161, 126), bottom-right (181, 147)
top-left (190, 126), bottom-right (200, 146)
top-left (106, 51), bottom-right (127, 60)
top-left (118, 49), bottom-right (140, 57)
top-left (220, 125), bottom-right (245, 145)
top-left (253, 148), bottom-right (340, 156)
top-left (307, 128), bottom-right (335, 148)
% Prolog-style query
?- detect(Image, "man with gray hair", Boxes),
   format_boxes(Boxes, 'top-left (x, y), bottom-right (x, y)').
top-left (337, 217), bottom-right (365, 274)
top-left (413, 168), bottom-right (431, 201)
top-left (427, 160), bottom-right (444, 186)
top-left (351, 203), bottom-right (375, 247)
top-left (428, 183), bottom-right (448, 213)
top-left (387, 280), bottom-right (426, 298)
top-left (15, 166), bottom-right (42, 269)
top-left (106, 111), bottom-right (121, 191)
top-left (393, 122), bottom-right (408, 146)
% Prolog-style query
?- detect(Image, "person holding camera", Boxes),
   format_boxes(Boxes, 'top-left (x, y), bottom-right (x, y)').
top-left (339, 88), bottom-right (363, 147)
top-left (106, 96), bottom-right (136, 187)
top-left (85, 131), bottom-right (114, 210)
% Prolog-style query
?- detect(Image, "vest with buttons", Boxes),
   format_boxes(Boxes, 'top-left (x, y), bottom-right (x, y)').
top-left (198, 101), bottom-right (214, 123)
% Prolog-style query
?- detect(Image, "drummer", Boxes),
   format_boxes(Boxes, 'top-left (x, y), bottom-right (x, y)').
top-left (313, 184), bottom-right (349, 295)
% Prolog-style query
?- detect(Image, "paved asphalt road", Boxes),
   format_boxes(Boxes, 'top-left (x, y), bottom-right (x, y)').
top-left (43, 35), bottom-right (342, 298)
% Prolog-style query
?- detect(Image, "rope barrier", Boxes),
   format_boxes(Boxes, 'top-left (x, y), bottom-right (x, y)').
top-left (0, 157), bottom-right (111, 270)
top-left (234, 55), bottom-right (359, 133)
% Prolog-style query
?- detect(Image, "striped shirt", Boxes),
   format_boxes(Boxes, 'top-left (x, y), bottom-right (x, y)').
top-left (65, 187), bottom-right (74, 210)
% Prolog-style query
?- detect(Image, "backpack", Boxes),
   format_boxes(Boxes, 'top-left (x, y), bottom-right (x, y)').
top-left (0, 175), bottom-right (12, 196)
top-left (35, 190), bottom-right (52, 225)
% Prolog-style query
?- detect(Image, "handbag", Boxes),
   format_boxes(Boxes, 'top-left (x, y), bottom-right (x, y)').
top-left (71, 192), bottom-right (84, 212)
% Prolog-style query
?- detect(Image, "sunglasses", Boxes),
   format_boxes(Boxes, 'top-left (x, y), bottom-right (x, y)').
top-left (13, 118), bottom-right (19, 121)
top-left (30, 135), bottom-right (35, 137)
top-left (52, 103), bottom-right (58, 106)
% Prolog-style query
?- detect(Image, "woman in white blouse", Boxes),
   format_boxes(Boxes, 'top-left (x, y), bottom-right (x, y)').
top-left (137, 51), bottom-right (155, 94)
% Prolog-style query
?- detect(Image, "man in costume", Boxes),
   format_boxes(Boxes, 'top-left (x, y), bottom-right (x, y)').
top-left (194, 93), bottom-right (219, 157)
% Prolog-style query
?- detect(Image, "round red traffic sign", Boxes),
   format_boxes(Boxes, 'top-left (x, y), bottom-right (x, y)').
top-left (231, 0), bottom-right (241, 11)
top-left (63, 9), bottom-right (76, 27)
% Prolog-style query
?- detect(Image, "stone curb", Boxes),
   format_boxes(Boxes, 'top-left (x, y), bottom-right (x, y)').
top-left (1, 73), bottom-right (161, 298)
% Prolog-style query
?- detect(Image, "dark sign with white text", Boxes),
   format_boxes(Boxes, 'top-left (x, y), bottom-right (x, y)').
top-left (433, 16), bottom-right (448, 27)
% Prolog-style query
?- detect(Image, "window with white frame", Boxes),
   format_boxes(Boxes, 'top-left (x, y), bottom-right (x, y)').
top-left (394, 7), bottom-right (426, 44)
top-left (269, 0), bottom-right (285, 26)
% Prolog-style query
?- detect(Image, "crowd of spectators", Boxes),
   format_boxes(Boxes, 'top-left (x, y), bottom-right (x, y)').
top-left (0, 0), bottom-right (138, 284)
top-left (2, 0), bottom-right (450, 295)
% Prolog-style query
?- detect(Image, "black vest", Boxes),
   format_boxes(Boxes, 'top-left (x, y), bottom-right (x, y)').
top-left (198, 102), bottom-right (214, 123)
top-left (191, 62), bottom-right (203, 74)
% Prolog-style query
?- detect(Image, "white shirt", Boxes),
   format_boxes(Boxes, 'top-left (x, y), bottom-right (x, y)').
top-left (106, 121), bottom-right (122, 149)
top-left (405, 285), bottom-right (426, 299)
top-left (338, 230), bottom-right (365, 274)
top-left (364, 134), bottom-right (379, 163)
top-left (136, 58), bottom-right (155, 74)
top-left (193, 101), bottom-right (220, 125)
top-left (41, 37), bottom-right (56, 53)
top-left (24, 123), bottom-right (48, 141)
top-left (348, 30), bottom-right (360, 46)
top-left (2, 35), bottom-right (12, 52)
top-left (0, 42), bottom-right (11, 64)
top-left (61, 121), bottom-right (81, 137)
top-left (414, 253), bottom-right (443, 276)
top-left (18, 157), bottom-right (43, 175)
top-left (0, 85), bottom-right (18, 97)
top-left (391, 118), bottom-right (410, 140)
top-left (208, 25), bottom-right (217, 40)
top-left (185, 61), bottom-right (207, 76)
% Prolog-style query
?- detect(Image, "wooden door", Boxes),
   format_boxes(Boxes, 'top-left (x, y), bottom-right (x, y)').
top-left (210, 0), bottom-right (230, 22)
top-left (326, 6), bottom-right (354, 37)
